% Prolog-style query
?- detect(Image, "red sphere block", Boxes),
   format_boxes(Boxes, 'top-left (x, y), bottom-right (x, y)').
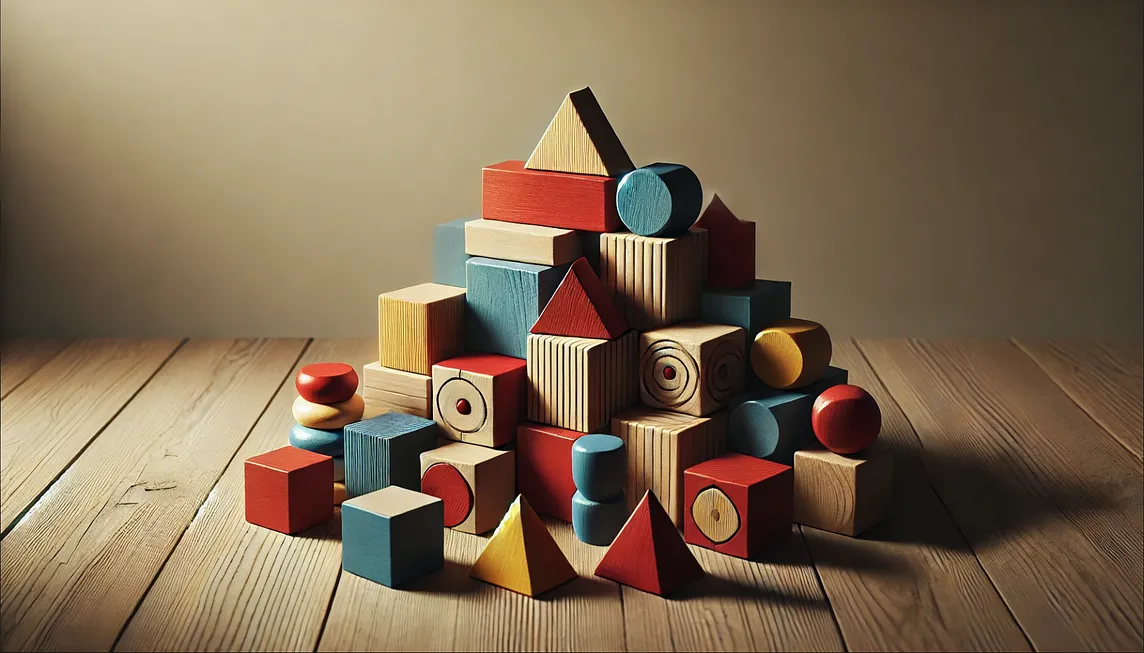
top-left (245, 446), bottom-right (334, 534)
top-left (811, 384), bottom-right (882, 454)
top-left (683, 453), bottom-right (792, 559)
top-left (296, 362), bottom-right (359, 404)
top-left (421, 463), bottom-right (474, 528)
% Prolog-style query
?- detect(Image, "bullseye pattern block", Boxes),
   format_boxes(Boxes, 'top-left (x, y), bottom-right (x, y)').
top-left (793, 447), bottom-right (893, 537)
top-left (683, 453), bottom-right (793, 559)
top-left (419, 441), bottom-right (515, 534)
top-left (378, 283), bottom-right (466, 375)
top-left (750, 318), bottom-right (832, 390)
top-left (639, 322), bottom-right (746, 417)
top-left (526, 331), bottom-right (639, 432)
top-left (599, 229), bottom-right (708, 330)
top-left (432, 354), bottom-right (527, 448)
top-left (362, 361), bottom-right (432, 420)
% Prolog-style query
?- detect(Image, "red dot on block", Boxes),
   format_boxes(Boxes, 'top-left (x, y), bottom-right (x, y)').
top-left (811, 385), bottom-right (881, 454)
top-left (456, 398), bottom-right (472, 415)
top-left (296, 362), bottom-right (358, 404)
top-left (421, 463), bottom-right (473, 528)
top-left (663, 366), bottom-right (676, 380)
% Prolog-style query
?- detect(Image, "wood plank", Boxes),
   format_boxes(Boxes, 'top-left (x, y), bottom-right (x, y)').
top-left (857, 339), bottom-right (1144, 651)
top-left (800, 340), bottom-right (1029, 651)
top-left (115, 339), bottom-right (372, 652)
top-left (0, 338), bottom-right (182, 533)
top-left (1014, 339), bottom-right (1143, 459)
top-left (0, 338), bottom-right (70, 398)
top-left (0, 338), bottom-right (306, 652)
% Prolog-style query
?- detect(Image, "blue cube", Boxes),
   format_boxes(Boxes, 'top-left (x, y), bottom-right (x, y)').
top-left (344, 413), bottom-right (438, 498)
top-left (342, 486), bottom-right (444, 588)
top-left (465, 257), bottom-right (569, 359)
top-left (701, 280), bottom-right (792, 346)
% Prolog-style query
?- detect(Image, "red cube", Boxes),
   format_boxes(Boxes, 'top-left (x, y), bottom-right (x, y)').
top-left (245, 446), bottom-right (334, 534)
top-left (516, 423), bottom-right (588, 522)
top-left (683, 453), bottom-right (792, 559)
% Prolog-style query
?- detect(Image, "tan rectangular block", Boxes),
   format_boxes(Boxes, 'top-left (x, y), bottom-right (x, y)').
top-left (378, 283), bottom-right (465, 375)
top-left (599, 229), bottom-right (707, 330)
top-left (640, 321), bottom-right (746, 416)
top-left (361, 361), bottom-right (432, 419)
top-left (793, 447), bottom-right (893, 536)
top-left (527, 331), bottom-right (638, 432)
top-left (464, 219), bottom-right (581, 266)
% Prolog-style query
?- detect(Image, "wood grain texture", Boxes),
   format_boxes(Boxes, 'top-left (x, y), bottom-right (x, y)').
top-left (792, 448), bottom-right (893, 537)
top-left (0, 338), bottom-right (181, 533)
top-left (751, 319), bottom-right (832, 390)
top-left (464, 219), bottom-right (582, 266)
top-left (0, 338), bottom-right (69, 398)
top-left (525, 86), bottom-right (634, 178)
top-left (433, 354), bottom-right (527, 448)
top-left (599, 230), bottom-right (707, 330)
top-left (530, 257), bottom-right (629, 340)
top-left (482, 160), bottom-right (621, 233)
top-left (857, 338), bottom-right (1144, 651)
top-left (362, 361), bottom-right (431, 419)
top-left (378, 283), bottom-right (466, 375)
top-left (639, 322), bottom-right (745, 417)
top-left (469, 495), bottom-right (578, 597)
top-left (420, 442), bottom-right (514, 534)
top-left (0, 338), bottom-right (306, 652)
top-left (116, 339), bottom-right (373, 653)
top-left (693, 194), bottom-right (756, 290)
top-left (465, 257), bottom-right (569, 359)
top-left (527, 331), bottom-right (638, 433)
top-left (616, 163), bottom-right (702, 238)
top-left (595, 491), bottom-right (704, 597)
top-left (683, 453), bottom-right (793, 558)
top-left (1015, 339), bottom-right (1143, 459)
top-left (344, 412), bottom-right (439, 497)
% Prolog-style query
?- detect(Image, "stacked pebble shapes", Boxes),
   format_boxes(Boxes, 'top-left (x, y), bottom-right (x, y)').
top-left (242, 87), bottom-right (893, 595)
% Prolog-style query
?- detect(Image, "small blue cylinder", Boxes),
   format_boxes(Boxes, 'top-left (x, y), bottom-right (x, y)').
top-left (572, 434), bottom-right (625, 501)
top-left (289, 422), bottom-right (345, 457)
top-left (572, 490), bottom-right (630, 546)
top-left (616, 163), bottom-right (703, 237)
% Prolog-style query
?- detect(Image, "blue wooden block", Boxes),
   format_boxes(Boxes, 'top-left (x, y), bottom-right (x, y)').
top-left (748, 362), bottom-right (848, 394)
top-left (342, 486), bottom-right (444, 588)
top-left (571, 434), bottom-right (625, 502)
top-left (434, 216), bottom-right (478, 287)
top-left (701, 280), bottom-right (792, 347)
top-left (572, 490), bottom-right (629, 546)
top-left (289, 423), bottom-right (344, 457)
top-left (727, 392), bottom-right (816, 465)
top-left (465, 257), bottom-right (569, 359)
top-left (616, 163), bottom-right (703, 237)
top-left (344, 413), bottom-right (439, 498)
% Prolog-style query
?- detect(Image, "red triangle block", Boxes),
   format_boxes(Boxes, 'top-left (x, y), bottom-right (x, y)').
top-left (531, 257), bottom-right (628, 339)
top-left (594, 491), bottom-right (704, 596)
top-left (694, 194), bottom-right (756, 290)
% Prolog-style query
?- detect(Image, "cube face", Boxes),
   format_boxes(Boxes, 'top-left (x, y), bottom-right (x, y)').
top-left (244, 446), bottom-right (334, 534)
top-left (342, 487), bottom-right (444, 588)
top-left (363, 361), bottom-right (432, 420)
top-left (378, 283), bottom-right (466, 375)
top-left (344, 413), bottom-right (439, 498)
top-left (599, 230), bottom-right (707, 330)
top-left (792, 449), bottom-right (893, 536)
top-left (465, 257), bottom-right (568, 359)
top-left (420, 442), bottom-right (515, 534)
top-left (683, 453), bottom-right (793, 558)
top-left (433, 217), bottom-right (477, 288)
top-left (516, 423), bottom-right (586, 522)
top-left (640, 322), bottom-right (745, 417)
top-left (432, 354), bottom-right (527, 448)
top-left (700, 280), bottom-right (792, 347)
top-left (526, 332), bottom-right (638, 432)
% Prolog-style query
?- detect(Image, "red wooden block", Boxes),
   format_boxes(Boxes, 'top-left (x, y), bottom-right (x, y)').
top-left (421, 463), bottom-right (474, 528)
top-left (296, 362), bottom-right (359, 404)
top-left (245, 446), bottom-right (334, 534)
top-left (531, 257), bottom-right (628, 339)
top-left (482, 160), bottom-right (621, 233)
top-left (694, 194), bottom-right (756, 290)
top-left (812, 384), bottom-right (882, 454)
top-left (433, 354), bottom-right (527, 448)
top-left (516, 423), bottom-right (587, 522)
top-left (683, 453), bottom-right (792, 559)
top-left (594, 490), bottom-right (703, 596)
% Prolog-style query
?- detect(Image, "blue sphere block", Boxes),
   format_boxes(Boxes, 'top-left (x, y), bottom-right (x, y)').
top-left (342, 486), bottom-right (444, 588)
top-left (572, 490), bottom-right (630, 546)
top-left (727, 392), bottom-right (817, 465)
top-left (571, 434), bottom-right (626, 502)
top-left (465, 257), bottom-right (569, 359)
top-left (433, 216), bottom-right (478, 288)
top-left (616, 163), bottom-right (703, 237)
top-left (344, 413), bottom-right (439, 498)
top-left (289, 423), bottom-right (345, 457)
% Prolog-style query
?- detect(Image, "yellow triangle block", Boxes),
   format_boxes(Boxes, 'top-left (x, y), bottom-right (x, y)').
top-left (469, 494), bottom-right (577, 597)
top-left (525, 87), bottom-right (634, 178)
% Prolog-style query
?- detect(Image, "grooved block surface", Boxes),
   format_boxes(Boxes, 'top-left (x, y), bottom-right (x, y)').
top-left (433, 217), bottom-right (478, 288)
top-left (526, 331), bottom-right (639, 432)
top-left (344, 413), bottom-right (439, 498)
top-left (378, 283), bottom-right (466, 375)
top-left (599, 230), bottom-right (708, 330)
top-left (481, 160), bottom-right (621, 232)
top-left (465, 257), bottom-right (568, 359)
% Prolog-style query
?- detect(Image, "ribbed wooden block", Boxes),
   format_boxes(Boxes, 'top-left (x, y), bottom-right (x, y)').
top-left (526, 331), bottom-right (638, 432)
top-left (378, 283), bottom-right (466, 375)
top-left (362, 361), bottom-right (432, 419)
top-left (599, 229), bottom-right (707, 330)
top-left (343, 413), bottom-right (438, 498)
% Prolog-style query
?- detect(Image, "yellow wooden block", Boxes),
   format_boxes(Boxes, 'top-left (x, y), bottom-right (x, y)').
top-left (378, 283), bottom-right (466, 375)
top-left (469, 494), bottom-right (577, 597)
top-left (334, 482), bottom-right (347, 506)
top-left (524, 87), bottom-right (634, 178)
top-left (464, 219), bottom-right (582, 266)
top-left (291, 394), bottom-right (364, 430)
top-left (750, 318), bottom-right (832, 390)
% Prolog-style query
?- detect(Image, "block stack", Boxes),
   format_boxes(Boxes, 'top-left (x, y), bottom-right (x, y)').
top-left (290, 362), bottom-right (363, 501)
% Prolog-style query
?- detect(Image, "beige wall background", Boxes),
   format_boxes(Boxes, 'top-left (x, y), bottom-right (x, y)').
top-left (2, 0), bottom-right (1141, 338)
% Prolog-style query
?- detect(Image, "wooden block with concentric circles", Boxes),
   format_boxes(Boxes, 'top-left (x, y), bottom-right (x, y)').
top-left (683, 452), bottom-right (792, 559)
top-left (432, 354), bottom-right (527, 448)
top-left (420, 442), bottom-right (514, 534)
top-left (291, 394), bottom-right (364, 430)
top-left (639, 321), bottom-right (746, 417)
top-left (750, 318), bottom-right (832, 390)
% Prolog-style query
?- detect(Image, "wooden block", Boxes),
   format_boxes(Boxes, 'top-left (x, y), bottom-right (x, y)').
top-left (466, 257), bottom-right (569, 359)
top-left (432, 354), bottom-right (527, 448)
top-left (515, 423), bottom-right (587, 522)
top-left (793, 448), bottom-right (893, 536)
top-left (481, 160), bottom-right (621, 232)
top-left (362, 361), bottom-right (431, 420)
top-left (343, 413), bottom-right (439, 498)
top-left (341, 486), bottom-right (444, 588)
top-left (752, 363), bottom-right (848, 395)
top-left (419, 442), bottom-right (515, 534)
top-left (616, 163), bottom-right (702, 237)
top-left (750, 318), bottom-right (833, 390)
top-left (433, 216), bottom-right (478, 287)
top-left (571, 434), bottom-right (625, 502)
top-left (683, 453), bottom-right (793, 559)
top-left (295, 362), bottom-right (358, 405)
top-left (378, 283), bottom-right (466, 375)
top-left (599, 229), bottom-right (708, 330)
top-left (530, 257), bottom-right (628, 340)
top-left (640, 321), bottom-right (746, 417)
top-left (244, 446), bottom-right (334, 534)
top-left (727, 391), bottom-right (815, 465)
top-left (288, 423), bottom-right (344, 457)
top-left (700, 279), bottom-right (792, 348)
top-left (693, 194), bottom-right (756, 289)
top-left (464, 219), bottom-right (581, 266)
top-left (610, 407), bottom-right (727, 526)
top-left (525, 86), bottom-right (634, 177)
top-left (469, 494), bottom-right (578, 597)
top-left (291, 394), bottom-right (364, 430)
top-left (594, 490), bottom-right (703, 596)
top-left (526, 331), bottom-right (639, 432)
top-left (334, 482), bottom-right (346, 506)
top-left (572, 490), bottom-right (629, 546)
top-left (812, 384), bottom-right (882, 454)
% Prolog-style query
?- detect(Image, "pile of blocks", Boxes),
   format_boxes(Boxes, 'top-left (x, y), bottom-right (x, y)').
top-left (242, 86), bottom-right (894, 598)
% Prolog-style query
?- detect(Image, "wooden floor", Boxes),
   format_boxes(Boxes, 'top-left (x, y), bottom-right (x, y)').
top-left (0, 338), bottom-right (1140, 652)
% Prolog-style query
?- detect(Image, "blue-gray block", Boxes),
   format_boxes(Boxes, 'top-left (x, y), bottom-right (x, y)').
top-left (342, 486), bottom-right (444, 588)
top-left (433, 216), bottom-right (478, 287)
top-left (728, 392), bottom-right (816, 465)
top-left (571, 434), bottom-right (626, 502)
top-left (344, 413), bottom-right (439, 498)
top-left (749, 363), bottom-right (848, 394)
top-left (334, 456), bottom-right (345, 482)
top-left (616, 163), bottom-right (703, 238)
top-left (289, 423), bottom-right (344, 457)
top-left (465, 257), bottom-right (569, 359)
top-left (701, 280), bottom-right (792, 347)
top-left (572, 490), bottom-right (630, 546)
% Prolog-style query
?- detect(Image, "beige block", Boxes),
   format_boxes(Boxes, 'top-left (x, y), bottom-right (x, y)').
top-left (793, 448), bottom-right (893, 536)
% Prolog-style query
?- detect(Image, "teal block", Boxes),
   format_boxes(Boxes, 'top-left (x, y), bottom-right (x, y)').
top-left (572, 490), bottom-right (629, 546)
top-left (342, 486), bottom-right (444, 588)
top-left (344, 413), bottom-right (438, 498)
top-left (434, 216), bottom-right (478, 287)
top-left (465, 257), bottom-right (569, 359)
top-left (571, 434), bottom-right (625, 502)
top-left (748, 363), bottom-right (848, 394)
top-left (289, 423), bottom-right (344, 457)
top-left (727, 392), bottom-right (816, 465)
top-left (701, 280), bottom-right (792, 346)
top-left (616, 163), bottom-right (702, 237)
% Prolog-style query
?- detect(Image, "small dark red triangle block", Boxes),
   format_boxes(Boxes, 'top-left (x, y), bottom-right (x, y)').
top-left (594, 490), bottom-right (704, 596)
top-left (694, 194), bottom-right (756, 290)
top-left (531, 257), bottom-right (628, 339)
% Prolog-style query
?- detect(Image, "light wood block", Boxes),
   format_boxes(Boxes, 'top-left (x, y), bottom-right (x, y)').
top-left (482, 160), bottom-right (621, 232)
top-left (432, 354), bottom-right (527, 448)
top-left (639, 321), bottom-right (745, 417)
top-left (524, 86), bottom-right (634, 178)
top-left (419, 441), bottom-right (515, 534)
top-left (530, 257), bottom-right (629, 340)
top-left (433, 216), bottom-right (478, 288)
top-left (341, 486), bottom-right (444, 588)
top-left (378, 283), bottom-right (466, 375)
top-left (793, 448), bottom-right (893, 536)
top-left (469, 494), bottom-right (577, 597)
top-left (464, 219), bottom-right (581, 266)
top-left (466, 257), bottom-right (569, 359)
top-left (526, 331), bottom-right (638, 432)
top-left (683, 453), bottom-right (793, 559)
top-left (244, 446), bottom-right (334, 534)
top-left (616, 163), bottom-right (702, 237)
top-left (599, 229), bottom-right (708, 330)
top-left (750, 318), bottom-right (833, 390)
top-left (594, 490), bottom-right (703, 596)
top-left (693, 194), bottom-right (757, 289)
top-left (362, 361), bottom-right (431, 419)
top-left (291, 394), bottom-right (364, 430)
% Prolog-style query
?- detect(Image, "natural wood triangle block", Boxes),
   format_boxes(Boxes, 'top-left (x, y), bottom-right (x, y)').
top-left (530, 257), bottom-right (629, 339)
top-left (594, 490), bottom-right (704, 596)
top-left (525, 87), bottom-right (634, 178)
top-left (469, 494), bottom-right (577, 597)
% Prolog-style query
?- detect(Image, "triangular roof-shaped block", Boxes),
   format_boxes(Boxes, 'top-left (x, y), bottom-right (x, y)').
top-left (531, 258), bottom-right (628, 339)
top-left (594, 491), bottom-right (704, 596)
top-left (470, 494), bottom-right (577, 597)
top-left (694, 193), bottom-right (756, 290)
top-left (525, 87), bottom-right (634, 178)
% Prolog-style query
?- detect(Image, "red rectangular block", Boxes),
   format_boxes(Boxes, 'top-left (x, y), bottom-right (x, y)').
top-left (683, 453), bottom-right (792, 559)
top-left (245, 446), bottom-right (334, 534)
top-left (482, 160), bottom-right (621, 233)
top-left (516, 422), bottom-right (588, 522)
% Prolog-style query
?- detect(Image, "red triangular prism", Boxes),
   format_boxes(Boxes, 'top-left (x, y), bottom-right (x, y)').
top-left (594, 491), bottom-right (704, 596)
top-left (531, 257), bottom-right (628, 339)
